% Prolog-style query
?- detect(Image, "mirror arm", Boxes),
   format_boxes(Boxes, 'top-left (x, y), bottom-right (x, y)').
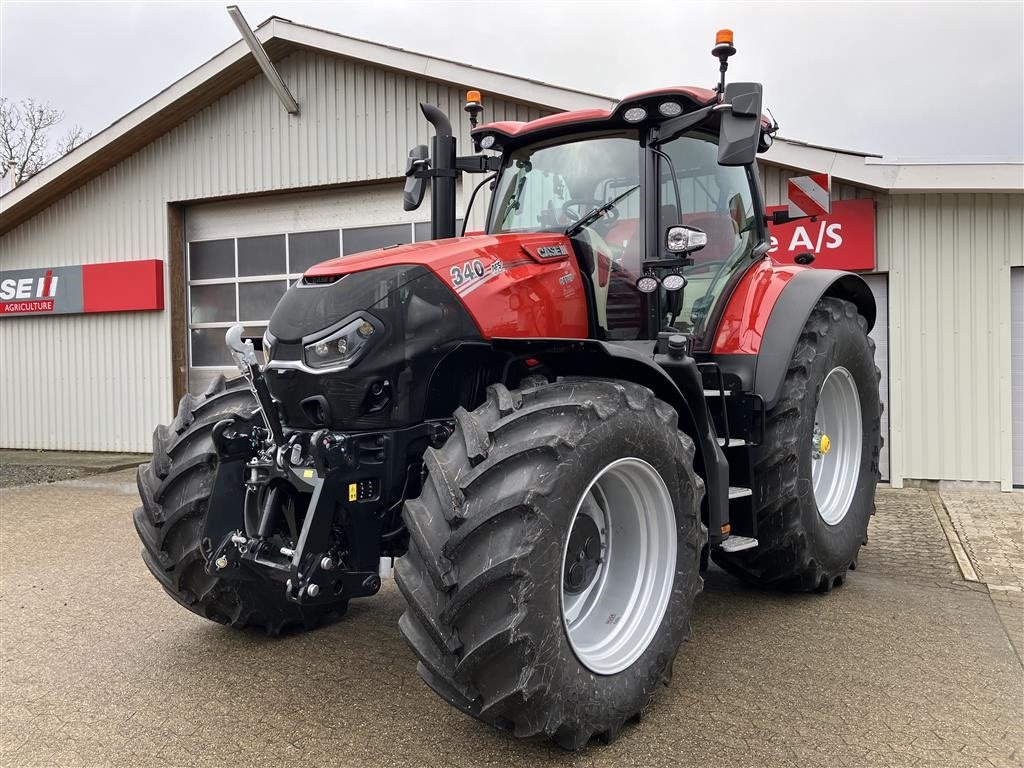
top-left (651, 105), bottom-right (715, 146)
top-left (643, 257), bottom-right (695, 271)
top-left (456, 155), bottom-right (502, 173)
top-left (768, 210), bottom-right (819, 226)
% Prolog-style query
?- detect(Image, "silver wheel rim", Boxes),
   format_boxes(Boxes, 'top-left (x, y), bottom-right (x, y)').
top-left (812, 366), bottom-right (862, 525)
top-left (560, 457), bottom-right (677, 675)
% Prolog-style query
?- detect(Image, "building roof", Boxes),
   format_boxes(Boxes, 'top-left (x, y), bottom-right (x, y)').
top-left (2, 17), bottom-right (1021, 236)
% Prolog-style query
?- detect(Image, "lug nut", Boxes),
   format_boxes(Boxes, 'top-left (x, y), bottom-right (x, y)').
top-left (306, 583), bottom-right (320, 598)
top-left (320, 557), bottom-right (336, 571)
top-left (215, 555), bottom-right (229, 570)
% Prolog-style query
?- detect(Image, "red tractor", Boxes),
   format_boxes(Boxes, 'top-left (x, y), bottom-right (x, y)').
top-left (134, 31), bottom-right (881, 749)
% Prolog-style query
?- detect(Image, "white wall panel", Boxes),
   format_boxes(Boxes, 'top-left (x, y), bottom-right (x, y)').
top-left (0, 50), bottom-right (546, 452)
top-left (760, 162), bottom-right (1024, 488)
top-left (1011, 267), bottom-right (1023, 487)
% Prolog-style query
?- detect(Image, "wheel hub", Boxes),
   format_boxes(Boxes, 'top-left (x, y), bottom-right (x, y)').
top-left (811, 427), bottom-right (832, 459)
top-left (811, 366), bottom-right (862, 525)
top-left (560, 458), bottom-right (677, 676)
top-left (563, 513), bottom-right (604, 594)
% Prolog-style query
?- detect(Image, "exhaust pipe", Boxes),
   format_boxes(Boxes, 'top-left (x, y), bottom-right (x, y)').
top-left (420, 103), bottom-right (457, 240)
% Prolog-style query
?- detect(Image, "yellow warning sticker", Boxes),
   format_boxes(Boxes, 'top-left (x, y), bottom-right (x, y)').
top-left (348, 483), bottom-right (358, 502)
top-left (303, 469), bottom-right (315, 479)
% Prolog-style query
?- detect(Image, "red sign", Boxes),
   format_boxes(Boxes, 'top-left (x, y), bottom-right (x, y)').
top-left (0, 259), bottom-right (164, 317)
top-left (82, 259), bottom-right (164, 313)
top-left (766, 198), bottom-right (876, 271)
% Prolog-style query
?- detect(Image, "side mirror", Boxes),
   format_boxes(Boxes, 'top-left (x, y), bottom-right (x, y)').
top-left (666, 225), bottom-right (707, 254)
top-left (403, 145), bottom-right (429, 211)
top-left (718, 82), bottom-right (762, 166)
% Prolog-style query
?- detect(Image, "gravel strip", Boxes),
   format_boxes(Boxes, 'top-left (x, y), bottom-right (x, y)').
top-left (0, 464), bottom-right (95, 489)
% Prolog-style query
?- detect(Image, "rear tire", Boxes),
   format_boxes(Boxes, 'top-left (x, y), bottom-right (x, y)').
top-left (395, 377), bottom-right (705, 749)
top-left (133, 375), bottom-right (347, 633)
top-left (712, 297), bottom-right (882, 592)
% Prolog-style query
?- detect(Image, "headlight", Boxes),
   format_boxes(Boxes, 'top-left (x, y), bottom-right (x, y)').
top-left (623, 106), bottom-right (647, 123)
top-left (666, 225), bottom-right (708, 253)
top-left (636, 275), bottom-right (660, 293)
top-left (662, 273), bottom-right (687, 291)
top-left (303, 315), bottom-right (381, 370)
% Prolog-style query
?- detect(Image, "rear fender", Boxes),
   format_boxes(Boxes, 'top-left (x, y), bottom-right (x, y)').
top-left (712, 262), bottom-right (875, 409)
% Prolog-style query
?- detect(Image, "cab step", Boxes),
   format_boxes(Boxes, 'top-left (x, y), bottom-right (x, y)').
top-left (719, 535), bottom-right (758, 553)
top-left (728, 486), bottom-right (753, 500)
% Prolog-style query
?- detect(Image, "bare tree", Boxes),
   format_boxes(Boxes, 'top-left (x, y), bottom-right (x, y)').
top-left (0, 98), bottom-right (88, 187)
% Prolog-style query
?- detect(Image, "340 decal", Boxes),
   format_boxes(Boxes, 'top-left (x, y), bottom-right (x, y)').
top-left (450, 259), bottom-right (486, 286)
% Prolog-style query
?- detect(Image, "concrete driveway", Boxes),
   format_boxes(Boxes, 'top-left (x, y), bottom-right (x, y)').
top-left (1, 470), bottom-right (1021, 767)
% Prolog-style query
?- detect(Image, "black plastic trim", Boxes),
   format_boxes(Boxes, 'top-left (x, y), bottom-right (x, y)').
top-left (751, 269), bottom-right (876, 409)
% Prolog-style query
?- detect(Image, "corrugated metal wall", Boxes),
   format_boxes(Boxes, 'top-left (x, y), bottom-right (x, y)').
top-left (760, 163), bottom-right (1024, 489)
top-left (0, 50), bottom-right (547, 452)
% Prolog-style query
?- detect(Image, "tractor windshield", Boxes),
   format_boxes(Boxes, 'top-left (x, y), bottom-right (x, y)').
top-left (488, 134), bottom-right (640, 235)
top-left (487, 133), bottom-right (648, 340)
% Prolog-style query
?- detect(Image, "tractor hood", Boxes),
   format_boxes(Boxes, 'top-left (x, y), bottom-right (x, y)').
top-left (304, 232), bottom-right (578, 281)
top-left (293, 232), bottom-right (591, 341)
top-left (262, 232), bottom-right (589, 432)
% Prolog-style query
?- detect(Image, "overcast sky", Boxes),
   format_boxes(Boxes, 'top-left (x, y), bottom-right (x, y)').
top-left (2, 1), bottom-right (1023, 162)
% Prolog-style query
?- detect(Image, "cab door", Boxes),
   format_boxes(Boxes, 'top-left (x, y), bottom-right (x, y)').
top-left (655, 132), bottom-right (764, 349)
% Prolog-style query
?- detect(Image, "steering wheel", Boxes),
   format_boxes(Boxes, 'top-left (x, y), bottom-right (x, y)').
top-left (561, 199), bottom-right (620, 227)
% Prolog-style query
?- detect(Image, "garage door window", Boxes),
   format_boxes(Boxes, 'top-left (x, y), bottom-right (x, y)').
top-left (187, 223), bottom-right (445, 368)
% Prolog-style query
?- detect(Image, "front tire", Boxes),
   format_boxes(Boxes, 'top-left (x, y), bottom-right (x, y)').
top-left (133, 376), bottom-right (348, 633)
top-left (395, 378), bottom-right (705, 749)
top-left (713, 296), bottom-right (882, 592)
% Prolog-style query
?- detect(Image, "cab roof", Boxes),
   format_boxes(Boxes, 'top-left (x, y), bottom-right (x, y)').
top-left (472, 85), bottom-right (773, 149)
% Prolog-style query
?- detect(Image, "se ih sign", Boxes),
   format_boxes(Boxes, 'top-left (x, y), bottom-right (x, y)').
top-left (0, 259), bottom-right (164, 316)
top-left (766, 198), bottom-right (876, 271)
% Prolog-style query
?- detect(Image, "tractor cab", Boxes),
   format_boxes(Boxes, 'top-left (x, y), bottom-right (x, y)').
top-left (479, 116), bottom-right (764, 348)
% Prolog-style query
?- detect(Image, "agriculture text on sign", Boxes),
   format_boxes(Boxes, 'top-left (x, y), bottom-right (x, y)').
top-left (0, 259), bottom-right (164, 316)
top-left (766, 198), bottom-right (876, 271)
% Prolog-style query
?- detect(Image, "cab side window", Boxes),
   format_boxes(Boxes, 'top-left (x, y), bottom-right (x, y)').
top-left (658, 134), bottom-right (756, 340)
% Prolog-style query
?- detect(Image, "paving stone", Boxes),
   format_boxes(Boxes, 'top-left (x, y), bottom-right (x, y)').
top-left (859, 488), bottom-right (962, 585)
top-left (0, 471), bottom-right (1021, 767)
top-left (940, 490), bottom-right (1024, 590)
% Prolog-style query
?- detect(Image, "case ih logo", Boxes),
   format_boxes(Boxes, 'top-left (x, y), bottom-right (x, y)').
top-left (0, 260), bottom-right (164, 317)
top-left (535, 244), bottom-right (569, 258)
top-left (0, 270), bottom-right (60, 313)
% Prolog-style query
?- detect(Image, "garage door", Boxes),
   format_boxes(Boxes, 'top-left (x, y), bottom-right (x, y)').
top-left (1012, 267), bottom-right (1023, 487)
top-left (863, 274), bottom-right (890, 481)
top-left (183, 185), bottom-right (456, 395)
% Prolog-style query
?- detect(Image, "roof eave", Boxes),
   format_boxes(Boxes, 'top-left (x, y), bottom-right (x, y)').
top-left (761, 139), bottom-right (1024, 194)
